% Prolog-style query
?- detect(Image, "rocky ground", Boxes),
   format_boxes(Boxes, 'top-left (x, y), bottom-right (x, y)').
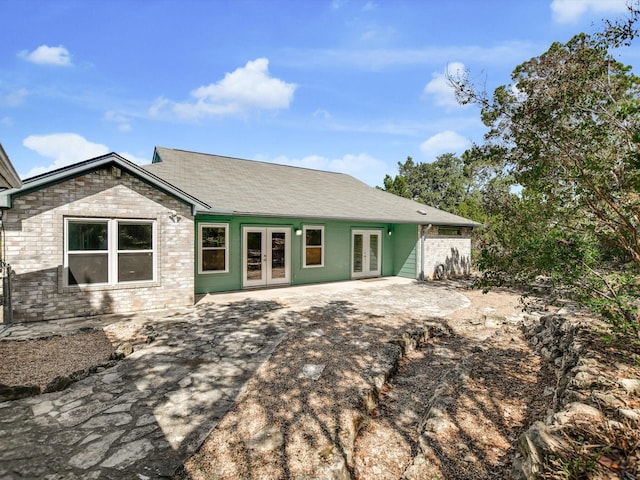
top-left (1, 281), bottom-right (638, 479)
top-left (353, 290), bottom-right (557, 480)
top-left (175, 286), bottom-right (560, 480)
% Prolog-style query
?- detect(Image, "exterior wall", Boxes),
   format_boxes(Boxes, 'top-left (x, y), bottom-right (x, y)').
top-left (195, 215), bottom-right (396, 294)
top-left (393, 223), bottom-right (418, 279)
top-left (421, 225), bottom-right (472, 280)
top-left (4, 167), bottom-right (194, 322)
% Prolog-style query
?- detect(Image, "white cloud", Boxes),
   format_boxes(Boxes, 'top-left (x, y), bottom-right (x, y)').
top-left (551, 0), bottom-right (628, 23)
top-left (419, 130), bottom-right (470, 159)
top-left (362, 1), bottom-right (378, 12)
top-left (313, 109), bottom-right (332, 119)
top-left (19, 45), bottom-right (71, 66)
top-left (150, 58), bottom-right (296, 120)
top-left (22, 133), bottom-right (109, 177)
top-left (22, 133), bottom-right (150, 178)
top-left (267, 152), bottom-right (388, 186)
top-left (424, 62), bottom-right (468, 109)
top-left (104, 111), bottom-right (132, 132)
top-left (282, 41), bottom-right (540, 71)
top-left (1, 117), bottom-right (13, 127)
top-left (4, 88), bottom-right (29, 106)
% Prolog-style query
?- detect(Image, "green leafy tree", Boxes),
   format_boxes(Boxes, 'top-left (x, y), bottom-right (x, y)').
top-left (449, 7), bottom-right (640, 334)
top-left (381, 172), bottom-right (411, 199)
top-left (381, 154), bottom-right (469, 213)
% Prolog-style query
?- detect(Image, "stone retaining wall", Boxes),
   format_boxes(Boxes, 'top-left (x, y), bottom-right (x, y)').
top-left (516, 315), bottom-right (640, 479)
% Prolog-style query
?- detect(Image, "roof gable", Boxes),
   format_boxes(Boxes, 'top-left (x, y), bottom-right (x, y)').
top-left (145, 147), bottom-right (480, 226)
top-left (0, 152), bottom-right (209, 211)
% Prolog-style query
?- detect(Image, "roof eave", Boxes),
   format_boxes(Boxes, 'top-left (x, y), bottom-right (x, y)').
top-left (194, 209), bottom-right (481, 227)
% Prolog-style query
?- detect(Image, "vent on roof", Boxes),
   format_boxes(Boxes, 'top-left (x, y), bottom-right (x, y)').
top-left (417, 209), bottom-right (427, 215)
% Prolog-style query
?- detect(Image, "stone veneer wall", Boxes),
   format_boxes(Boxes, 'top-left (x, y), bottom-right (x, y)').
top-left (422, 225), bottom-right (472, 280)
top-left (4, 167), bottom-right (194, 322)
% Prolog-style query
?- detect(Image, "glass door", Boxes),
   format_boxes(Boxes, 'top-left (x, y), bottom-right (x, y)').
top-left (243, 227), bottom-right (290, 287)
top-left (352, 229), bottom-right (382, 278)
top-left (244, 228), bottom-right (265, 287)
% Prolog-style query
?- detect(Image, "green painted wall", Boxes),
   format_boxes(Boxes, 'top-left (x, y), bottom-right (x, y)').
top-left (393, 223), bottom-right (418, 278)
top-left (194, 215), bottom-right (412, 294)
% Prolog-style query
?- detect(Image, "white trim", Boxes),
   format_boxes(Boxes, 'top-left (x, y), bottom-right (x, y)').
top-left (302, 225), bottom-right (324, 268)
top-left (242, 226), bottom-right (291, 288)
top-left (64, 217), bottom-right (157, 287)
top-left (351, 229), bottom-right (382, 279)
top-left (198, 223), bottom-right (229, 274)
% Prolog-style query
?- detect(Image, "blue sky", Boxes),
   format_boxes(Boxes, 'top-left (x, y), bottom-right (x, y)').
top-left (1, 0), bottom-right (637, 186)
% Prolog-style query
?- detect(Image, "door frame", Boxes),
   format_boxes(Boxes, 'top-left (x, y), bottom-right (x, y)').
top-left (242, 226), bottom-right (291, 288)
top-left (351, 229), bottom-right (382, 279)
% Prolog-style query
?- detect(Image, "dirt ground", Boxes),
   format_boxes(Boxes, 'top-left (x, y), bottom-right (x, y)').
top-left (0, 331), bottom-right (114, 391)
top-left (0, 283), bottom-right (558, 479)
top-left (176, 285), bottom-right (557, 480)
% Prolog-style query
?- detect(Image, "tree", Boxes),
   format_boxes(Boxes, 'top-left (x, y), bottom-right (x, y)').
top-left (381, 154), bottom-right (469, 213)
top-left (449, 6), bottom-right (640, 334)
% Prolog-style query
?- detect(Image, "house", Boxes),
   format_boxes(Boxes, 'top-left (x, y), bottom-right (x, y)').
top-left (0, 147), bottom-right (480, 323)
top-left (0, 144), bottom-right (22, 189)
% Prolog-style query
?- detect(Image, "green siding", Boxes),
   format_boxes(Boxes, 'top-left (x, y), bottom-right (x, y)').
top-left (195, 215), bottom-right (402, 294)
top-left (393, 224), bottom-right (418, 279)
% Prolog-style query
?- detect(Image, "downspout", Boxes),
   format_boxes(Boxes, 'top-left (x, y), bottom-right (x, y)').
top-left (420, 224), bottom-right (431, 281)
top-left (1, 209), bottom-right (12, 323)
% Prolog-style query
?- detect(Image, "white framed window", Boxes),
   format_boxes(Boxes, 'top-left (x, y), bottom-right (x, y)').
top-left (65, 218), bottom-right (156, 286)
top-left (303, 225), bottom-right (324, 268)
top-left (199, 223), bottom-right (229, 274)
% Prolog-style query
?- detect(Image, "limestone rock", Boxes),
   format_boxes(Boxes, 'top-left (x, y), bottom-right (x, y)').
top-left (518, 421), bottom-right (567, 480)
top-left (247, 426), bottom-right (284, 452)
top-left (0, 383), bottom-right (40, 401)
top-left (111, 342), bottom-right (134, 360)
top-left (299, 363), bottom-right (325, 380)
top-left (44, 375), bottom-right (73, 393)
top-left (619, 378), bottom-right (640, 395)
top-left (552, 402), bottom-right (604, 425)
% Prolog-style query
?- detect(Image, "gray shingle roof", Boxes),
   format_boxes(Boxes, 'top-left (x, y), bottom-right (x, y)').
top-left (144, 147), bottom-right (480, 226)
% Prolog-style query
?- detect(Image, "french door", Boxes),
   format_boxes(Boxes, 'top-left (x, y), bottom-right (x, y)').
top-left (352, 229), bottom-right (382, 278)
top-left (243, 227), bottom-right (291, 287)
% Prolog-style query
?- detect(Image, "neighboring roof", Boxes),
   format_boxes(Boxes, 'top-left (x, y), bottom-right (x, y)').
top-left (0, 152), bottom-right (209, 211)
top-left (145, 147), bottom-right (481, 226)
top-left (0, 144), bottom-right (22, 189)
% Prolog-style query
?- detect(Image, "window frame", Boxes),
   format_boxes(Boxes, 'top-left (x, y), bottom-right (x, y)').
top-left (302, 225), bottom-right (325, 268)
top-left (438, 227), bottom-right (462, 236)
top-left (198, 223), bottom-right (229, 274)
top-left (64, 217), bottom-right (157, 287)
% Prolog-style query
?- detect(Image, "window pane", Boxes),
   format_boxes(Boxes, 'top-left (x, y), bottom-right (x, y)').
top-left (118, 223), bottom-right (152, 250)
top-left (306, 247), bottom-right (322, 266)
top-left (68, 222), bottom-right (108, 251)
top-left (118, 252), bottom-right (153, 282)
top-left (247, 231), bottom-right (263, 280)
top-left (202, 227), bottom-right (226, 248)
top-left (305, 228), bottom-right (322, 246)
top-left (202, 249), bottom-right (226, 271)
top-left (353, 234), bottom-right (363, 273)
top-left (271, 232), bottom-right (286, 279)
top-left (369, 234), bottom-right (379, 271)
top-left (68, 253), bottom-right (109, 285)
